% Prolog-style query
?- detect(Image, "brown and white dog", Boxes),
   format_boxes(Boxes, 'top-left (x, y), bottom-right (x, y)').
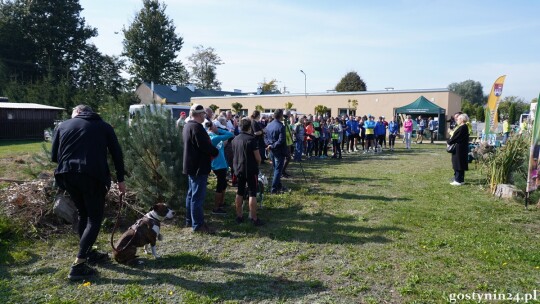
top-left (112, 203), bottom-right (175, 264)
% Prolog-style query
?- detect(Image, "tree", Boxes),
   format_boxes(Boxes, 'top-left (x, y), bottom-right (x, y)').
top-left (255, 105), bottom-right (264, 112)
top-left (209, 104), bottom-right (220, 113)
top-left (314, 105), bottom-right (329, 116)
top-left (187, 45), bottom-right (223, 90)
top-left (284, 102), bottom-right (293, 110)
top-left (476, 106), bottom-right (485, 122)
top-left (498, 96), bottom-right (528, 124)
top-left (260, 79), bottom-right (280, 94)
top-left (0, 0), bottom-right (97, 103)
top-left (448, 80), bottom-right (485, 105)
top-left (123, 0), bottom-right (187, 85)
top-left (231, 102), bottom-right (243, 114)
top-left (335, 71), bottom-right (367, 92)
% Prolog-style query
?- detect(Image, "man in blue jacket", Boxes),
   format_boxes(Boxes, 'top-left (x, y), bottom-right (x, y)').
top-left (265, 109), bottom-right (288, 194)
top-left (52, 105), bottom-right (126, 280)
top-left (183, 104), bottom-right (219, 233)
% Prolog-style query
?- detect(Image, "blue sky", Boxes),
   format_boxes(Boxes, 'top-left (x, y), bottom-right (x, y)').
top-left (79, 0), bottom-right (540, 101)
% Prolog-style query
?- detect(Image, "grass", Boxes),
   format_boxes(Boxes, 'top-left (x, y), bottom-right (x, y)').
top-left (0, 140), bottom-right (50, 185)
top-left (1, 141), bottom-right (540, 303)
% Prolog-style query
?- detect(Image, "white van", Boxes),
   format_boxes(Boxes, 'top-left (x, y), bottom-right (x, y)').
top-left (129, 104), bottom-right (191, 121)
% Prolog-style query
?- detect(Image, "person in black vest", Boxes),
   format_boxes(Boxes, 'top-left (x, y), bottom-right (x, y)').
top-left (52, 104), bottom-right (126, 280)
top-left (183, 104), bottom-right (219, 233)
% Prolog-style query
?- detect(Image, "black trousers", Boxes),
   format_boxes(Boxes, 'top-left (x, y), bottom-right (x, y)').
top-left (55, 172), bottom-right (108, 259)
top-left (454, 170), bottom-right (465, 183)
top-left (389, 134), bottom-right (396, 147)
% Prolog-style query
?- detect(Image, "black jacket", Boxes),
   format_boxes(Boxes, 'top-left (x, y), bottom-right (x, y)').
top-left (51, 112), bottom-right (125, 187)
top-left (447, 124), bottom-right (469, 171)
top-left (182, 120), bottom-right (219, 176)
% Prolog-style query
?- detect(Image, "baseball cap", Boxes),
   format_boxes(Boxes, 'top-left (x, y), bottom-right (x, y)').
top-left (190, 104), bottom-right (205, 114)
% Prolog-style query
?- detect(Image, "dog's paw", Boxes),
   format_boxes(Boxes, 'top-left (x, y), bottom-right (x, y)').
top-left (157, 234), bottom-right (163, 241)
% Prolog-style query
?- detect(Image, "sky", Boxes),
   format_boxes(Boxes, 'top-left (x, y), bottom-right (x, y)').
top-left (79, 0), bottom-right (540, 101)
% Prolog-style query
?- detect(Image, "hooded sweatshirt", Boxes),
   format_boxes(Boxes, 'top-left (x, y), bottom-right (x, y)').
top-left (51, 111), bottom-right (125, 187)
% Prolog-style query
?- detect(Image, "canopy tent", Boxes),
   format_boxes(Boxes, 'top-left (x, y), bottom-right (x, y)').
top-left (394, 95), bottom-right (447, 139)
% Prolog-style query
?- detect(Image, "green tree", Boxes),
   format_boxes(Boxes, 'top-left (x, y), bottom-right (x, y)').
top-left (107, 106), bottom-right (186, 208)
top-left (260, 79), bottom-right (280, 93)
top-left (448, 80), bottom-right (485, 105)
top-left (314, 105), bottom-right (329, 116)
top-left (255, 104), bottom-right (264, 112)
top-left (335, 71), bottom-right (367, 92)
top-left (498, 96), bottom-right (528, 124)
top-left (187, 45), bottom-right (223, 90)
top-left (209, 104), bottom-right (220, 113)
top-left (123, 0), bottom-right (187, 85)
top-left (476, 106), bottom-right (485, 122)
top-left (0, 0), bottom-right (97, 105)
top-left (231, 102), bottom-right (243, 114)
top-left (284, 102), bottom-right (293, 110)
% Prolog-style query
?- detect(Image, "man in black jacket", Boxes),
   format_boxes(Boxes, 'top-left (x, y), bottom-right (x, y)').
top-left (183, 104), bottom-right (219, 233)
top-left (51, 105), bottom-right (126, 280)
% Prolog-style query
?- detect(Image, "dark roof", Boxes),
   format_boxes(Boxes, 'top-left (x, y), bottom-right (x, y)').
top-left (144, 82), bottom-right (246, 103)
top-left (395, 96), bottom-right (446, 114)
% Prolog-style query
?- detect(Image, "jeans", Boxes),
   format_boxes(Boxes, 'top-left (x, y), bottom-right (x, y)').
top-left (186, 174), bottom-right (208, 230)
top-left (294, 140), bottom-right (304, 161)
top-left (404, 131), bottom-right (412, 148)
top-left (271, 153), bottom-right (285, 193)
top-left (389, 134), bottom-right (396, 148)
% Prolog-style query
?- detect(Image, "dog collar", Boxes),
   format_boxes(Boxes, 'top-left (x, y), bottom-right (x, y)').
top-left (146, 211), bottom-right (164, 222)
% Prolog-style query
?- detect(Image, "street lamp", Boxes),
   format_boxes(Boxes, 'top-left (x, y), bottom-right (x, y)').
top-left (300, 70), bottom-right (306, 98)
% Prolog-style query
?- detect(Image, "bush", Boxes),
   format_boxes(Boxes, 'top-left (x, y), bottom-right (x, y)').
top-left (103, 105), bottom-right (187, 209)
top-left (479, 134), bottom-right (530, 193)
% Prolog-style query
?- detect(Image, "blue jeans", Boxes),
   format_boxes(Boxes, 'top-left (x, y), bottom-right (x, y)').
top-left (186, 174), bottom-right (208, 231)
top-left (271, 153), bottom-right (285, 193)
top-left (294, 140), bottom-right (303, 161)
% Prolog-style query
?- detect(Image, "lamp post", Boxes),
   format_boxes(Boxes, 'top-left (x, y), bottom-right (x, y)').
top-left (300, 70), bottom-right (306, 98)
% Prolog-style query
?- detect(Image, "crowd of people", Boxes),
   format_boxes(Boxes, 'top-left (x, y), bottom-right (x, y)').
top-left (51, 102), bottom-right (464, 281)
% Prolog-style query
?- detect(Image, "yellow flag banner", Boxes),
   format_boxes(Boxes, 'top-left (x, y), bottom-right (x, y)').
top-left (486, 75), bottom-right (506, 134)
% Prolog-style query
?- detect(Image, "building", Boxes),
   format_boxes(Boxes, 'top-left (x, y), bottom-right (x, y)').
top-left (135, 82), bottom-right (246, 105)
top-left (0, 102), bottom-right (64, 140)
top-left (193, 88), bottom-right (462, 136)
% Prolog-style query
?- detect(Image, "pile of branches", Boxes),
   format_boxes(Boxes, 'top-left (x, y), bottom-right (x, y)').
top-left (0, 176), bottom-right (142, 240)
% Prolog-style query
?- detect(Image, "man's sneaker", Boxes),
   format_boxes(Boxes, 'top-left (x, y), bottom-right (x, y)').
top-left (211, 207), bottom-right (227, 215)
top-left (68, 262), bottom-right (97, 281)
top-left (87, 249), bottom-right (109, 265)
top-left (235, 216), bottom-right (244, 223)
top-left (251, 218), bottom-right (264, 226)
top-left (193, 223), bottom-right (216, 234)
top-left (450, 181), bottom-right (462, 186)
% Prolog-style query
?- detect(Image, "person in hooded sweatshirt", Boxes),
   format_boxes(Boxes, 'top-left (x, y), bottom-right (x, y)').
top-left (51, 105), bottom-right (126, 281)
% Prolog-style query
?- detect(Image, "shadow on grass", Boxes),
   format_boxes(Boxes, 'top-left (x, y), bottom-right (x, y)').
top-left (224, 204), bottom-right (406, 245)
top-left (96, 252), bottom-right (323, 301)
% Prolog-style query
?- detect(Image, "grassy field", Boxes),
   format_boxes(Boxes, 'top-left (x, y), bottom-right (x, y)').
top-left (1, 141), bottom-right (539, 303)
top-left (0, 140), bottom-right (51, 185)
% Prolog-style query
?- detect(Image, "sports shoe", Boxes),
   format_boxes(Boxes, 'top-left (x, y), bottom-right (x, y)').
top-left (68, 262), bottom-right (97, 280)
top-left (211, 207), bottom-right (227, 215)
top-left (87, 249), bottom-right (109, 265)
top-left (450, 181), bottom-right (462, 186)
top-left (251, 218), bottom-right (264, 226)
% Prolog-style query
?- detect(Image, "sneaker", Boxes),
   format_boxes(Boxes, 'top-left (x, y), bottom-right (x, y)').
top-left (450, 181), bottom-right (462, 186)
top-left (68, 262), bottom-right (97, 281)
top-left (235, 216), bottom-right (244, 223)
top-left (251, 218), bottom-right (264, 226)
top-left (211, 207), bottom-right (227, 215)
top-left (193, 223), bottom-right (216, 234)
top-left (87, 249), bottom-right (109, 265)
